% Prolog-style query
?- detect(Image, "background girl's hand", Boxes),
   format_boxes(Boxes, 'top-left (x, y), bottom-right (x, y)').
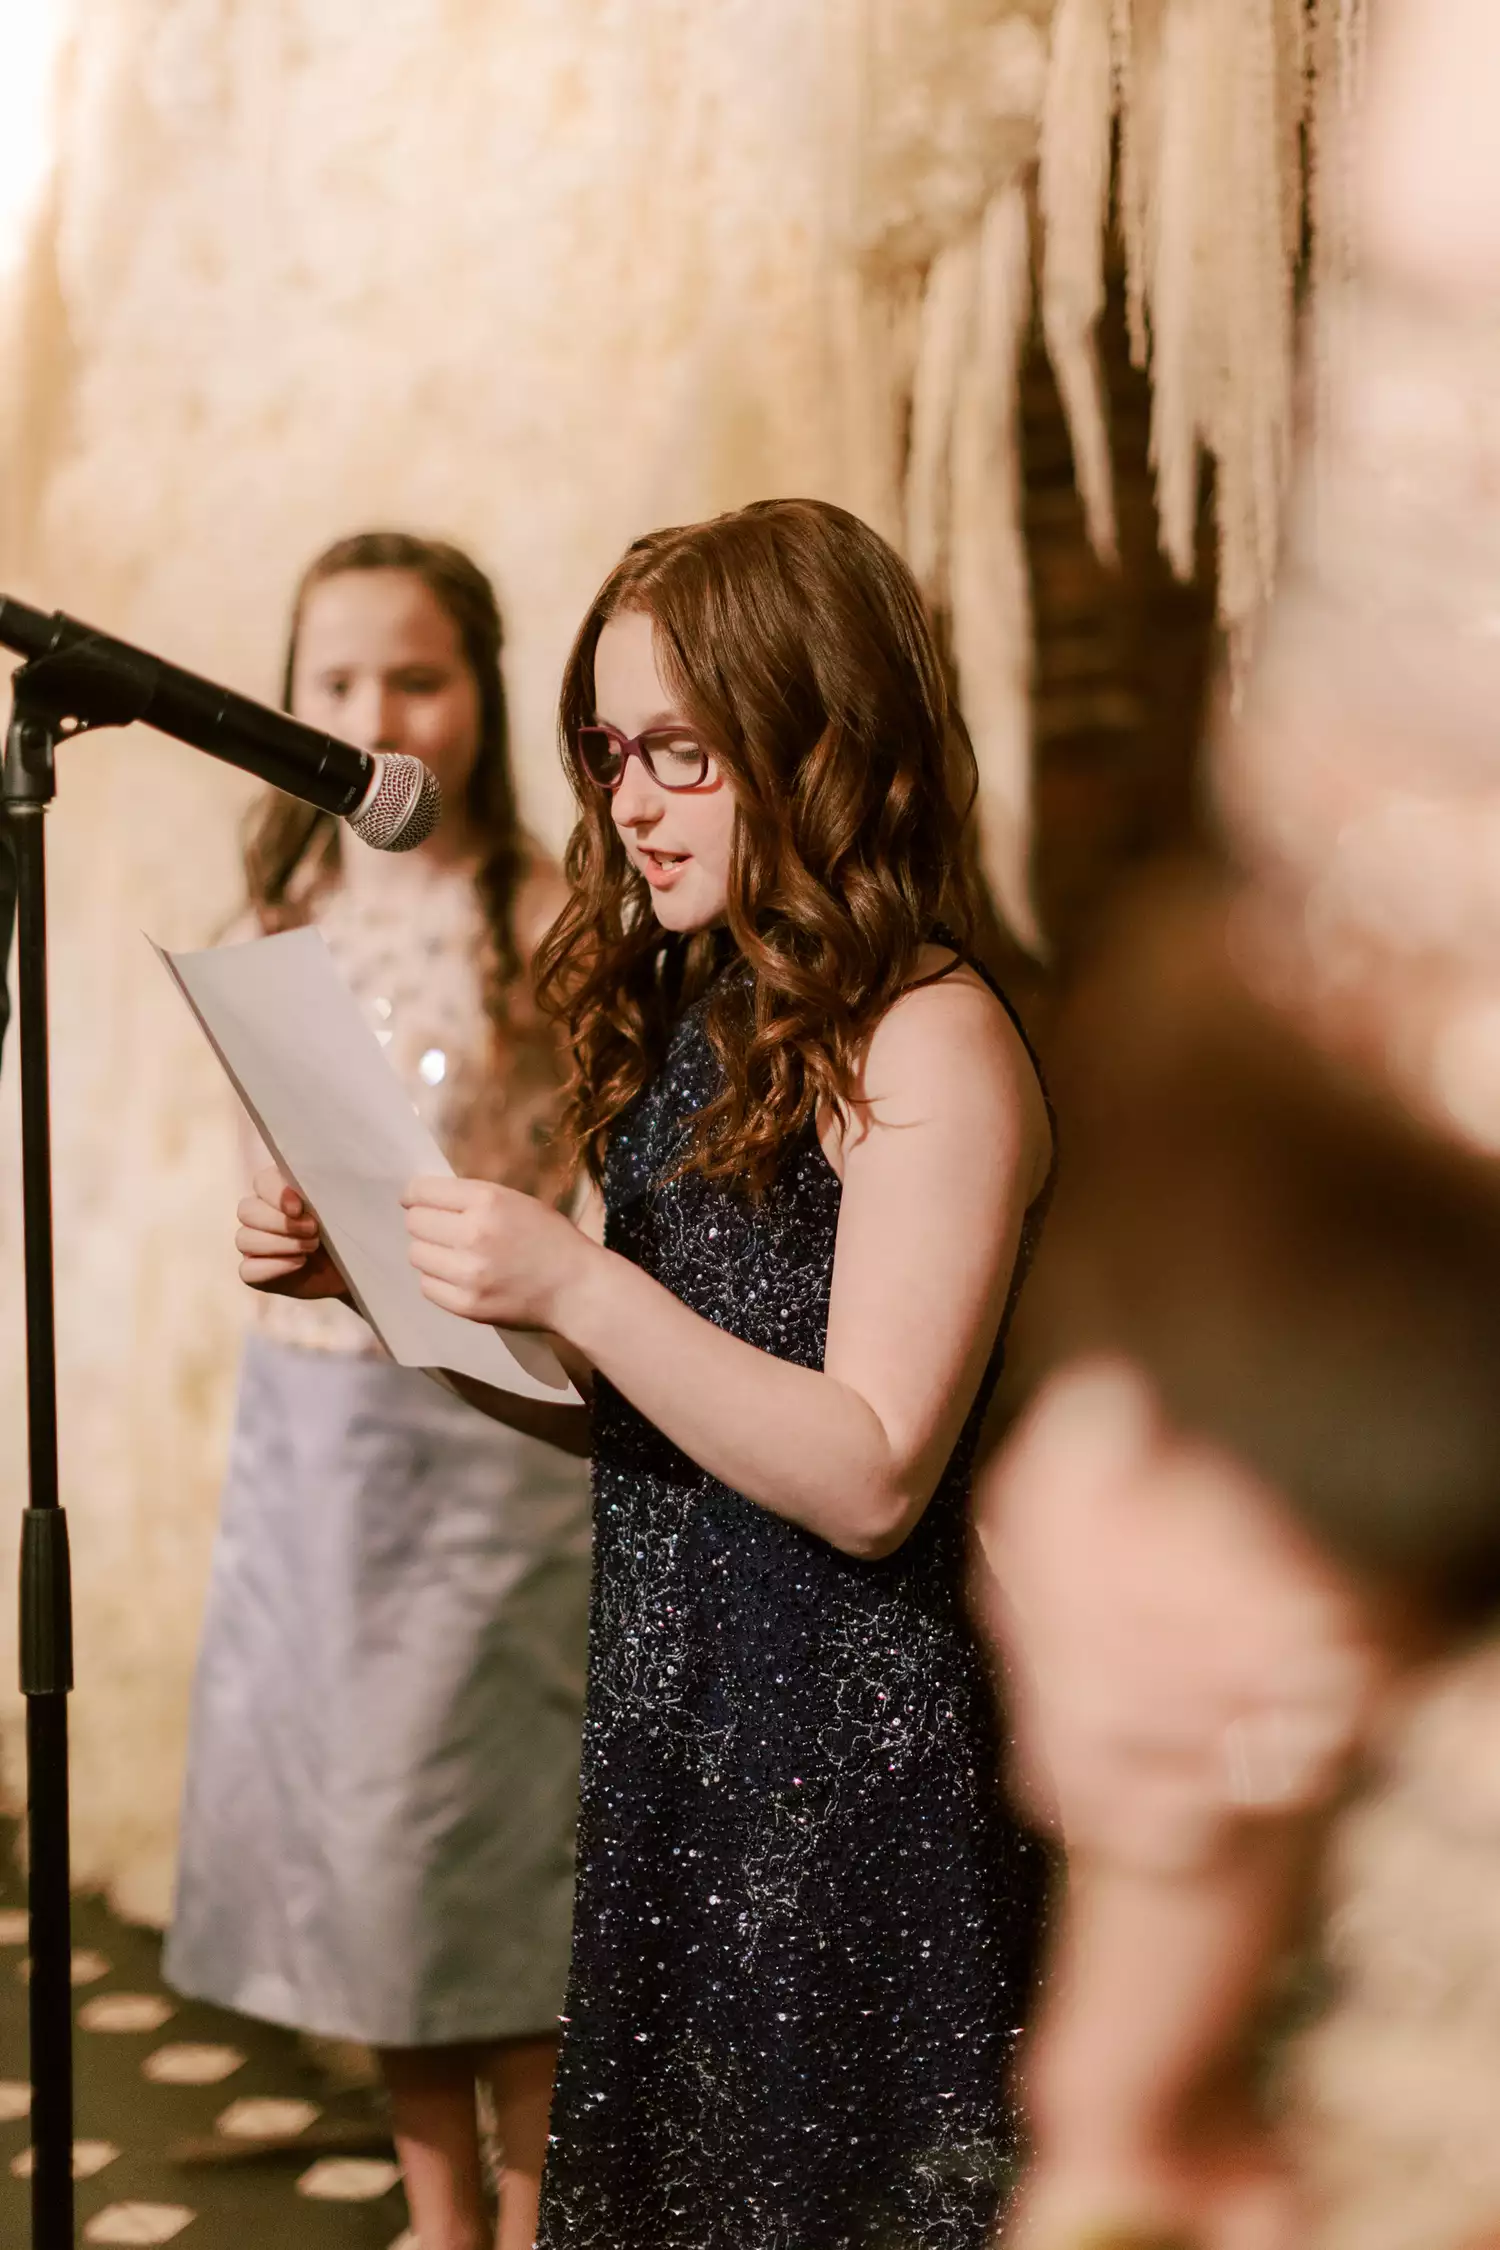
top-left (235, 1165), bottom-right (349, 1300)
top-left (403, 1175), bottom-right (592, 1331)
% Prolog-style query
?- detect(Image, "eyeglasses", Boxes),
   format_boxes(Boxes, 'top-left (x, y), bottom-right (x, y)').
top-left (574, 721), bottom-right (714, 792)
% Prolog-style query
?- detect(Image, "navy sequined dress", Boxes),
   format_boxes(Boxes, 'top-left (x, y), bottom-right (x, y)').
top-left (536, 971), bottom-right (1050, 2250)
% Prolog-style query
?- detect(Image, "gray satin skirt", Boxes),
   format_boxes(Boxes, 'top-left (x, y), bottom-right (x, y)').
top-left (165, 1334), bottom-right (592, 2047)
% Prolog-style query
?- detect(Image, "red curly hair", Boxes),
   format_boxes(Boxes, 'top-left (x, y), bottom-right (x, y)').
top-left (535, 498), bottom-right (983, 1197)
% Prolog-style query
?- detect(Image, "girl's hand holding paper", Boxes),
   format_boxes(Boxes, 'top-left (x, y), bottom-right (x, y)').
top-left (237, 1164), bottom-right (349, 1301)
top-left (403, 1174), bottom-right (593, 1331)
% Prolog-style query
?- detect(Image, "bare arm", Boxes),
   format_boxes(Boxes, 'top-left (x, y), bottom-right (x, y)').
top-left (439, 1178), bottom-right (603, 1450)
top-left (234, 1166), bottom-right (598, 1455)
top-left (434, 1369), bottom-right (592, 1456)
top-left (406, 973), bottom-right (1050, 1558)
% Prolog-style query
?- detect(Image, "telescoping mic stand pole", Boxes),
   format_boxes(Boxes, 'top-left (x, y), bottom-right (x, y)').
top-left (4, 642), bottom-right (183, 2250)
top-left (3, 665), bottom-right (86, 2250)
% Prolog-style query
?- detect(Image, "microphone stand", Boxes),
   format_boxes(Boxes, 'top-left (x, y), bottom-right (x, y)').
top-left (0, 818), bottom-right (14, 1070)
top-left (1, 650), bottom-right (150, 2250)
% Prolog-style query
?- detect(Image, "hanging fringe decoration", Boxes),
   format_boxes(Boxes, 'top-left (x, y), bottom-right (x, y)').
top-left (905, 232), bottom-right (982, 605)
top-left (1112, 0), bottom-right (1160, 369)
top-left (949, 185), bottom-right (1041, 952)
top-left (1307, 0), bottom-right (1371, 485)
top-left (1308, 0), bottom-right (1370, 330)
top-left (845, 0), bottom-right (1050, 947)
top-left (1037, 0), bottom-right (1117, 563)
top-left (839, 0), bottom-right (1365, 948)
top-left (1083, 0), bottom-right (1309, 663)
top-left (896, 189), bottom-right (1042, 951)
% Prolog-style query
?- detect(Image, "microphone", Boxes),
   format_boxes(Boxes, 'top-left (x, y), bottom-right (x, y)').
top-left (0, 593), bottom-right (441, 850)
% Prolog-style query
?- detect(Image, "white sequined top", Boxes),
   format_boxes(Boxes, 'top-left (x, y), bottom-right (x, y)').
top-left (246, 841), bottom-right (572, 1355)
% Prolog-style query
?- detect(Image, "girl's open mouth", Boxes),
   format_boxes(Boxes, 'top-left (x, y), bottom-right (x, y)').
top-left (640, 848), bottom-right (689, 887)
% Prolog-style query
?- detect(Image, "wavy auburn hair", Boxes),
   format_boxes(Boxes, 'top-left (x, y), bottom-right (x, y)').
top-left (535, 498), bottom-right (982, 1195)
top-left (242, 531), bottom-right (529, 1023)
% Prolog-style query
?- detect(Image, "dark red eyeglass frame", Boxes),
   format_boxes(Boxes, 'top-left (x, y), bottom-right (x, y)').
top-left (573, 721), bottom-right (713, 792)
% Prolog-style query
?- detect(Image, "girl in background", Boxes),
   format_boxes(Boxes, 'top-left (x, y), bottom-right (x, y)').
top-left (241, 498), bottom-right (1055, 2247)
top-left (167, 532), bottom-right (591, 2250)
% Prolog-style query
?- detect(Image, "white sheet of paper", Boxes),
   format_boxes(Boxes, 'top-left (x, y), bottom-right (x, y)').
top-left (154, 926), bottom-right (577, 1404)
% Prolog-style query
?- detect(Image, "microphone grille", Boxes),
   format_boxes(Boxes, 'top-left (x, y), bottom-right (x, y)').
top-left (347, 754), bottom-right (442, 852)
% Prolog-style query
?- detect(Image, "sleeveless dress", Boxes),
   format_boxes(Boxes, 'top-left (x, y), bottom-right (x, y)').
top-left (166, 853), bottom-right (592, 2047)
top-left (537, 962), bottom-right (1051, 2250)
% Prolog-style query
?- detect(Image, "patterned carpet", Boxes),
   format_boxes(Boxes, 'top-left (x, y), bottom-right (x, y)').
top-left (0, 1824), bottom-right (413, 2247)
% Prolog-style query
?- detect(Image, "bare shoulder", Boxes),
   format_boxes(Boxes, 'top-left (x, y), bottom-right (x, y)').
top-left (867, 952), bottom-right (1031, 1097)
top-left (830, 950), bottom-right (1050, 1192)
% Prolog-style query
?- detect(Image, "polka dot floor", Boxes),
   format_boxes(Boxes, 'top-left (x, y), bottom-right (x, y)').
top-left (0, 1824), bottom-right (414, 2246)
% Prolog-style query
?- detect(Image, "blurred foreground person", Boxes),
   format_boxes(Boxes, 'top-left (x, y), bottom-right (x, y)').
top-left (973, 0), bottom-right (1500, 2240)
top-left (978, 880), bottom-right (1500, 2250)
top-left (166, 534), bottom-right (591, 2250)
